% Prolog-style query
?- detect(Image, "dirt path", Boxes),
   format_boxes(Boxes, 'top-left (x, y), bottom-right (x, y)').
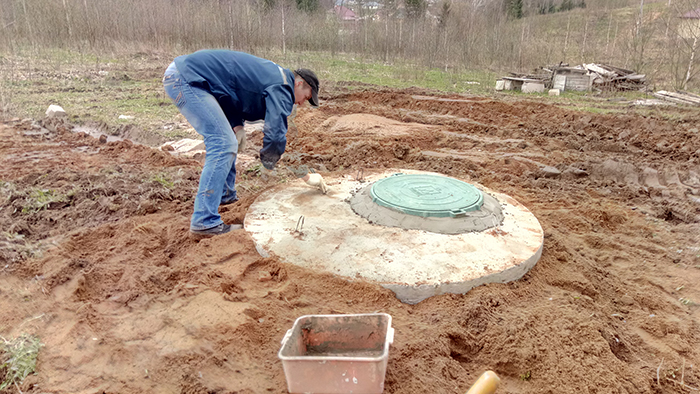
top-left (1, 89), bottom-right (699, 394)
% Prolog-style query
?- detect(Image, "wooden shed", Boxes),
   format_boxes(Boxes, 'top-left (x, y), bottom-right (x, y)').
top-left (552, 67), bottom-right (592, 92)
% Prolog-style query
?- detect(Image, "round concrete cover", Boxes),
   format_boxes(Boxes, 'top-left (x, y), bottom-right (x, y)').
top-left (244, 169), bottom-right (544, 304)
top-left (370, 173), bottom-right (484, 217)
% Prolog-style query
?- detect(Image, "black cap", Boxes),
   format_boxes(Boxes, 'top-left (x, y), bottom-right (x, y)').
top-left (295, 68), bottom-right (319, 107)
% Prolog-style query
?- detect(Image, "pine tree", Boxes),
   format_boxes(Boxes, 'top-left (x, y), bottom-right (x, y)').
top-left (405, 0), bottom-right (426, 19)
top-left (507, 0), bottom-right (523, 19)
top-left (296, 0), bottom-right (319, 12)
top-left (559, 0), bottom-right (574, 11)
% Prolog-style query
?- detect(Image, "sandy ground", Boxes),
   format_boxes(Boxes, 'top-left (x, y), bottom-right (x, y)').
top-left (1, 87), bottom-right (700, 394)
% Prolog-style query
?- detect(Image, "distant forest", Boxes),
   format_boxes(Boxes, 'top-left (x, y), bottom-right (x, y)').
top-left (1, 0), bottom-right (699, 89)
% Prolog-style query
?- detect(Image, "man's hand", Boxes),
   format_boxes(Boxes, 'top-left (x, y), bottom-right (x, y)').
top-left (303, 173), bottom-right (328, 194)
top-left (234, 126), bottom-right (247, 153)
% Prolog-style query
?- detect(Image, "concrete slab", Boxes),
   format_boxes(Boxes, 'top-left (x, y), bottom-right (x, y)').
top-left (244, 169), bottom-right (543, 304)
top-left (522, 81), bottom-right (545, 93)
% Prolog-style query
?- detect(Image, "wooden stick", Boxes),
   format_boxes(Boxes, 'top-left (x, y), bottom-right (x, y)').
top-left (682, 358), bottom-right (685, 386)
top-left (666, 377), bottom-right (699, 391)
top-left (657, 358), bottom-right (664, 387)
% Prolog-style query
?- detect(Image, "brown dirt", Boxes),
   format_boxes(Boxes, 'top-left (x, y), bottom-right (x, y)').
top-left (1, 88), bottom-right (700, 394)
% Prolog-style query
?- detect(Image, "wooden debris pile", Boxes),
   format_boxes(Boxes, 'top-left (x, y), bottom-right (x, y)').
top-left (579, 63), bottom-right (647, 91)
top-left (504, 63), bottom-right (648, 92)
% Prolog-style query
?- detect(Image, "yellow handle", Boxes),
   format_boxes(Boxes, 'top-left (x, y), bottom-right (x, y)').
top-left (465, 371), bottom-right (500, 394)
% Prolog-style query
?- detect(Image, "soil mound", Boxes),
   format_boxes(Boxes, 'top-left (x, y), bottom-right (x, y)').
top-left (0, 89), bottom-right (699, 394)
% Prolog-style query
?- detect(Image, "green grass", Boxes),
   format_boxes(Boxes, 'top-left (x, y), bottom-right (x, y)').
top-left (0, 48), bottom-right (179, 139)
top-left (271, 51), bottom-right (498, 95)
top-left (148, 172), bottom-right (175, 189)
top-left (2, 75), bottom-right (177, 130)
top-left (0, 48), bottom-right (501, 143)
top-left (20, 188), bottom-right (68, 213)
top-left (1, 46), bottom-right (693, 144)
top-left (0, 334), bottom-right (42, 391)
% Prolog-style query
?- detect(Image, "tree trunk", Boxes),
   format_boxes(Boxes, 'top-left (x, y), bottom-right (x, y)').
top-left (62, 0), bottom-right (73, 41)
top-left (282, 4), bottom-right (286, 55)
top-left (384, 14), bottom-right (389, 61)
top-left (581, 16), bottom-right (589, 63)
top-left (229, 0), bottom-right (235, 49)
top-left (605, 12), bottom-right (612, 61)
top-left (636, 0), bottom-right (644, 39)
top-left (563, 14), bottom-right (571, 59)
top-left (519, 22), bottom-right (525, 69)
top-left (21, 0), bottom-right (33, 46)
top-left (83, 0), bottom-right (93, 46)
top-left (684, 36), bottom-right (698, 89)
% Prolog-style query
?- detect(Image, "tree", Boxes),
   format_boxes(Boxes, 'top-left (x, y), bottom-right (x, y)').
top-left (506, 0), bottom-right (523, 19)
top-left (405, 0), bottom-right (426, 19)
top-left (559, 0), bottom-right (574, 11)
top-left (296, 0), bottom-right (319, 13)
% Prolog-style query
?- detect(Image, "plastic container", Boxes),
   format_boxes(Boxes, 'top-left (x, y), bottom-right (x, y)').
top-left (278, 313), bottom-right (394, 394)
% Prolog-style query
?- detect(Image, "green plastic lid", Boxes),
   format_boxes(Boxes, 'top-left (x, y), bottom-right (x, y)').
top-left (370, 173), bottom-right (484, 218)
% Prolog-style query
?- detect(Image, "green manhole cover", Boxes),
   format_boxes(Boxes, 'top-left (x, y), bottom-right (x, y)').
top-left (370, 173), bottom-right (484, 218)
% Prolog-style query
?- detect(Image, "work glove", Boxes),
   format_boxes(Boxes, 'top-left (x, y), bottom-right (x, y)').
top-left (259, 151), bottom-right (280, 170)
top-left (305, 173), bottom-right (328, 194)
top-left (235, 127), bottom-right (247, 153)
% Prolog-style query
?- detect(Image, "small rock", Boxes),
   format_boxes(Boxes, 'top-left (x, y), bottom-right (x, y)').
top-left (258, 271), bottom-right (273, 282)
top-left (539, 166), bottom-right (562, 178)
top-left (161, 144), bottom-right (175, 152)
top-left (562, 167), bottom-right (589, 178)
top-left (620, 295), bottom-right (635, 305)
top-left (45, 105), bottom-right (67, 118)
top-left (548, 89), bottom-right (560, 96)
top-left (98, 134), bottom-right (108, 144)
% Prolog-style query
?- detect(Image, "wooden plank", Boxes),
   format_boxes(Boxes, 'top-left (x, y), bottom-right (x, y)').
top-left (553, 74), bottom-right (566, 91)
top-left (653, 93), bottom-right (689, 105)
top-left (617, 74), bottom-right (646, 81)
top-left (600, 64), bottom-right (635, 75)
top-left (654, 92), bottom-right (699, 105)
top-left (661, 91), bottom-right (700, 104)
top-left (678, 90), bottom-right (700, 100)
top-left (564, 74), bottom-right (592, 91)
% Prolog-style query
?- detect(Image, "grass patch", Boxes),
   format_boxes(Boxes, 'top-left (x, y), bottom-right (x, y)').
top-left (1, 47), bottom-right (688, 140)
top-left (0, 334), bottom-right (42, 391)
top-left (149, 172), bottom-right (175, 189)
top-left (271, 51), bottom-right (498, 95)
top-left (20, 188), bottom-right (68, 214)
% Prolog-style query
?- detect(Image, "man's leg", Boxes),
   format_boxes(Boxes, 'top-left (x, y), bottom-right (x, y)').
top-left (219, 121), bottom-right (239, 205)
top-left (163, 64), bottom-right (238, 231)
top-left (220, 163), bottom-right (238, 205)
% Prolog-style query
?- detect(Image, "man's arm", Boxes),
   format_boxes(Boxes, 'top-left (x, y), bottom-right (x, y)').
top-left (259, 85), bottom-right (293, 169)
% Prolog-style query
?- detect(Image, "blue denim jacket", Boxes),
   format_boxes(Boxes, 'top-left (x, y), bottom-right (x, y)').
top-left (174, 50), bottom-right (295, 166)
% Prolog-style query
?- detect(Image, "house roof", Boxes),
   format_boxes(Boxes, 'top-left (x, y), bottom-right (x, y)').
top-left (334, 5), bottom-right (357, 20)
top-left (682, 7), bottom-right (700, 19)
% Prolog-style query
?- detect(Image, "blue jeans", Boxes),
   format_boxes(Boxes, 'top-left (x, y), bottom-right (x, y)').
top-left (163, 62), bottom-right (238, 231)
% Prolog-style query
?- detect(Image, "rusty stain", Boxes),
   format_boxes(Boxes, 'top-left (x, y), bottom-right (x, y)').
top-left (487, 228), bottom-right (509, 236)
